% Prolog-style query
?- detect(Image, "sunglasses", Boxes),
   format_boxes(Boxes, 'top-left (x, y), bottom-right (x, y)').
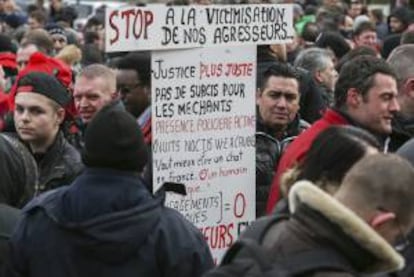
top-left (117, 83), bottom-right (142, 95)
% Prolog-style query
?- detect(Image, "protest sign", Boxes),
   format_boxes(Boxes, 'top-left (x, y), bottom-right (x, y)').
top-left (106, 4), bottom-right (294, 51)
top-left (152, 46), bottom-right (256, 262)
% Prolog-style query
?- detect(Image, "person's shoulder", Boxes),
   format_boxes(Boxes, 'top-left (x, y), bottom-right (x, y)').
top-left (281, 121), bottom-right (317, 159)
top-left (61, 144), bottom-right (82, 167)
top-left (61, 136), bottom-right (81, 158)
top-left (156, 205), bottom-right (206, 245)
top-left (292, 109), bottom-right (344, 144)
top-left (0, 204), bottom-right (20, 234)
top-left (60, 137), bottom-right (84, 174)
top-left (160, 206), bottom-right (199, 233)
top-left (310, 271), bottom-right (355, 277)
top-left (299, 119), bottom-right (311, 130)
top-left (278, 114), bottom-right (336, 169)
top-left (22, 187), bottom-right (65, 215)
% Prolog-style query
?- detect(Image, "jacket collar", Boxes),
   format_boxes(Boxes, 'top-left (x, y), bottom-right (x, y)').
top-left (289, 181), bottom-right (404, 274)
top-left (256, 109), bottom-right (304, 140)
top-left (31, 131), bottom-right (65, 164)
top-left (393, 112), bottom-right (414, 136)
top-left (325, 108), bottom-right (352, 125)
top-left (332, 108), bottom-right (390, 150)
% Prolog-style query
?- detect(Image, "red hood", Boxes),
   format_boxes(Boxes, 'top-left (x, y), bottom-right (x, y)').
top-left (0, 52), bottom-right (17, 70)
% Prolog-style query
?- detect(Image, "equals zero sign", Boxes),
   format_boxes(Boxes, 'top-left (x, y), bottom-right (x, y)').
top-left (224, 203), bottom-right (231, 211)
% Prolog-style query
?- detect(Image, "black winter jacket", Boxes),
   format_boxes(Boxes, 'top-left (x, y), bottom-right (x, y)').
top-left (34, 131), bottom-right (83, 194)
top-left (255, 116), bottom-right (309, 217)
top-left (0, 204), bottom-right (20, 276)
top-left (7, 168), bottom-right (214, 277)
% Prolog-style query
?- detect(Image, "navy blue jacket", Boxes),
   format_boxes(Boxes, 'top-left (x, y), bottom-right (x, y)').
top-left (7, 168), bottom-right (214, 277)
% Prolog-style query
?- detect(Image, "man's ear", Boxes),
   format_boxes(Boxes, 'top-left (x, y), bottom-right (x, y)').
top-left (346, 88), bottom-right (361, 108)
top-left (144, 86), bottom-right (151, 101)
top-left (256, 88), bottom-right (262, 105)
top-left (111, 91), bottom-right (120, 100)
top-left (56, 108), bottom-right (65, 125)
top-left (353, 35), bottom-right (360, 45)
top-left (404, 78), bottom-right (414, 98)
top-left (314, 70), bottom-right (323, 84)
top-left (369, 211), bottom-right (396, 229)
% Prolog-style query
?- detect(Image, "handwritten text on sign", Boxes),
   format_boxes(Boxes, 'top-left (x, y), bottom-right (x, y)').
top-left (106, 4), bottom-right (294, 51)
top-left (152, 46), bottom-right (256, 262)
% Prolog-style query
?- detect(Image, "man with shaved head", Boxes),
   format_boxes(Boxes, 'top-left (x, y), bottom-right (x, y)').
top-left (73, 64), bottom-right (119, 126)
top-left (387, 45), bottom-right (414, 151)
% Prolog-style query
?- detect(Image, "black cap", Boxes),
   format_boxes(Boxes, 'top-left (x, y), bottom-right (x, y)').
top-left (16, 72), bottom-right (70, 107)
top-left (81, 102), bottom-right (148, 172)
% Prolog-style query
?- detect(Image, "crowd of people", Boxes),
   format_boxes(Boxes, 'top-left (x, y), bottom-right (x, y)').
top-left (0, 0), bottom-right (413, 276)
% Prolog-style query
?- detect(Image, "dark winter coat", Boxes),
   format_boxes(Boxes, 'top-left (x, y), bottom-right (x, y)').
top-left (381, 34), bottom-right (401, 60)
top-left (0, 204), bottom-right (20, 275)
top-left (0, 133), bottom-right (37, 207)
top-left (296, 67), bottom-right (330, 124)
top-left (256, 115), bottom-right (309, 217)
top-left (34, 131), bottom-right (83, 195)
top-left (394, 231), bottom-right (414, 277)
top-left (389, 113), bottom-right (414, 152)
top-left (7, 168), bottom-right (214, 277)
top-left (262, 181), bottom-right (404, 277)
top-left (318, 84), bottom-right (334, 109)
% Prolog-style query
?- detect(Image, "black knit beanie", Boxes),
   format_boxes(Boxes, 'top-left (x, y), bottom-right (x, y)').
top-left (81, 102), bottom-right (148, 172)
top-left (16, 72), bottom-right (70, 107)
top-left (45, 23), bottom-right (67, 39)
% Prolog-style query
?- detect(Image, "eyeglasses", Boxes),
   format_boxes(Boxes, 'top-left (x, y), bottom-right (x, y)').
top-left (117, 83), bottom-right (142, 95)
top-left (377, 206), bottom-right (410, 252)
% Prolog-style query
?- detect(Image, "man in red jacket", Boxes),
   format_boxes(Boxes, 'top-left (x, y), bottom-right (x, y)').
top-left (266, 55), bottom-right (400, 213)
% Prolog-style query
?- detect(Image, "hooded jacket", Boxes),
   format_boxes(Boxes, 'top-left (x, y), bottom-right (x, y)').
top-left (7, 168), bottom-right (214, 277)
top-left (262, 181), bottom-right (404, 277)
top-left (387, 7), bottom-right (412, 34)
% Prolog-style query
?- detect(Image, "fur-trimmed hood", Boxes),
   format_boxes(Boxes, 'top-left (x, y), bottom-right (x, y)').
top-left (288, 181), bottom-right (405, 274)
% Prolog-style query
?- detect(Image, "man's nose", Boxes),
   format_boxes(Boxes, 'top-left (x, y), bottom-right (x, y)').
top-left (20, 110), bottom-right (30, 122)
top-left (79, 97), bottom-right (89, 108)
top-left (390, 97), bottom-right (400, 113)
top-left (276, 96), bottom-right (288, 108)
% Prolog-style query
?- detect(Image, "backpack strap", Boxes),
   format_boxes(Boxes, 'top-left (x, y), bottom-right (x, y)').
top-left (240, 214), bottom-right (289, 243)
top-left (221, 215), bottom-right (289, 269)
top-left (221, 239), bottom-right (273, 270)
top-left (282, 248), bottom-right (359, 276)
